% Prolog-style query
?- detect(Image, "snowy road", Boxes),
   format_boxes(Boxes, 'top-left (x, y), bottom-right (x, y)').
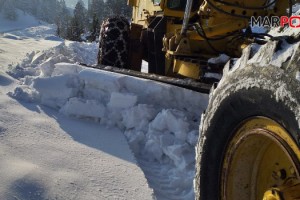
top-left (0, 79), bottom-right (153, 199)
top-left (0, 19), bottom-right (154, 199)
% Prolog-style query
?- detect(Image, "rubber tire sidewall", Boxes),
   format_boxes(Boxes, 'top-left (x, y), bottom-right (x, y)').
top-left (195, 65), bottom-right (300, 200)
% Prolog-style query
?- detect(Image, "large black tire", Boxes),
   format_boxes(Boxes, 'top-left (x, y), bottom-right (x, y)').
top-left (98, 16), bottom-right (130, 68)
top-left (195, 40), bottom-right (300, 199)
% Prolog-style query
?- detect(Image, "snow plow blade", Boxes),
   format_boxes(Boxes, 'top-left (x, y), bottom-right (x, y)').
top-left (83, 64), bottom-right (212, 94)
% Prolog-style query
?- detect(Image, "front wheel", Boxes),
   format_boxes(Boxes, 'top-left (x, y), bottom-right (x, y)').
top-left (195, 41), bottom-right (300, 200)
top-left (98, 16), bottom-right (130, 68)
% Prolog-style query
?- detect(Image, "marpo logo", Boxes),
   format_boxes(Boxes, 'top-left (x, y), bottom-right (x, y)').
top-left (250, 16), bottom-right (300, 28)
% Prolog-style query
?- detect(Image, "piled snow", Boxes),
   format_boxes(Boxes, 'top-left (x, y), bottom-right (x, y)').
top-left (268, 4), bottom-right (300, 38)
top-left (7, 41), bottom-right (97, 80)
top-left (0, 9), bottom-right (44, 33)
top-left (8, 41), bottom-right (208, 199)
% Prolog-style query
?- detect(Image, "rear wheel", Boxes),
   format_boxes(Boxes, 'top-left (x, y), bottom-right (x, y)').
top-left (195, 42), bottom-right (300, 200)
top-left (98, 16), bottom-right (130, 68)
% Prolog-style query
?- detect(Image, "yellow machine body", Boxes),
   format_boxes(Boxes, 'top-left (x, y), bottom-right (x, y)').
top-left (127, 0), bottom-right (291, 80)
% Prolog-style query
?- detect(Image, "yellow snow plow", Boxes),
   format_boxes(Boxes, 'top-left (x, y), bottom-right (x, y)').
top-left (97, 0), bottom-right (300, 199)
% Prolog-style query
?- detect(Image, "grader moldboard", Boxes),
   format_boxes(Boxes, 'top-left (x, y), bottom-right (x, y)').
top-left (96, 0), bottom-right (300, 199)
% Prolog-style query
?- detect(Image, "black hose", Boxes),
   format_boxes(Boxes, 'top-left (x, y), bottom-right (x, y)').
top-left (193, 24), bottom-right (241, 41)
top-left (197, 18), bottom-right (223, 53)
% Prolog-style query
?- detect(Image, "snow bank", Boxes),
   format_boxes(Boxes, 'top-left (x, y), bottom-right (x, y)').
top-left (7, 41), bottom-right (97, 79)
top-left (268, 4), bottom-right (300, 38)
top-left (0, 9), bottom-right (44, 33)
top-left (8, 41), bottom-right (208, 199)
top-left (1, 10), bottom-right (62, 42)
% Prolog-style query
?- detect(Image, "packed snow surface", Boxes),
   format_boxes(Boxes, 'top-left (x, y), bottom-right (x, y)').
top-left (1, 17), bottom-right (208, 199)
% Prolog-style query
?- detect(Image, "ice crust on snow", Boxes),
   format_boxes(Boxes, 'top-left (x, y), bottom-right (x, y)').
top-left (9, 41), bottom-right (208, 199)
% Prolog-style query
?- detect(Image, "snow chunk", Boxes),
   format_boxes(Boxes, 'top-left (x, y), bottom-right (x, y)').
top-left (53, 63), bottom-right (84, 76)
top-left (32, 75), bottom-right (80, 108)
top-left (122, 104), bottom-right (158, 130)
top-left (124, 130), bottom-right (146, 154)
top-left (187, 130), bottom-right (199, 146)
top-left (39, 57), bottom-right (56, 77)
top-left (8, 85), bottom-right (39, 103)
top-left (144, 139), bottom-right (164, 161)
top-left (163, 144), bottom-right (194, 170)
top-left (271, 41), bottom-right (300, 68)
top-left (31, 51), bottom-right (46, 65)
top-left (107, 92), bottom-right (137, 110)
top-left (79, 69), bottom-right (122, 92)
top-left (150, 109), bottom-right (190, 141)
top-left (60, 97), bottom-right (106, 119)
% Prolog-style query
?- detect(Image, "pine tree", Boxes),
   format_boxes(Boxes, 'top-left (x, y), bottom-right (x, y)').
top-left (90, 0), bottom-right (105, 22)
top-left (104, 0), bottom-right (131, 19)
top-left (68, 17), bottom-right (82, 41)
top-left (2, 0), bottom-right (17, 21)
top-left (15, 0), bottom-right (31, 14)
top-left (0, 0), bottom-right (5, 12)
top-left (55, 0), bottom-right (71, 38)
top-left (66, 0), bottom-right (88, 41)
top-left (29, 0), bottom-right (40, 16)
top-left (74, 0), bottom-right (87, 30)
top-left (88, 13), bottom-right (100, 41)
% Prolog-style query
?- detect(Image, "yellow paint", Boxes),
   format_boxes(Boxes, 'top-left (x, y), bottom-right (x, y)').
top-left (129, 0), bottom-right (292, 79)
top-left (222, 117), bottom-right (300, 200)
top-left (173, 59), bottom-right (200, 79)
top-left (263, 189), bottom-right (281, 200)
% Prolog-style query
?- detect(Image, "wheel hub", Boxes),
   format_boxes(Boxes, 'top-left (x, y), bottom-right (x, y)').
top-left (221, 117), bottom-right (300, 200)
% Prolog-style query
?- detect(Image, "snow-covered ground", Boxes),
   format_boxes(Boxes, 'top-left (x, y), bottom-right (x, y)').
top-left (0, 9), bottom-right (46, 33)
top-left (0, 11), bottom-right (208, 200)
top-left (0, 17), bottom-right (155, 199)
